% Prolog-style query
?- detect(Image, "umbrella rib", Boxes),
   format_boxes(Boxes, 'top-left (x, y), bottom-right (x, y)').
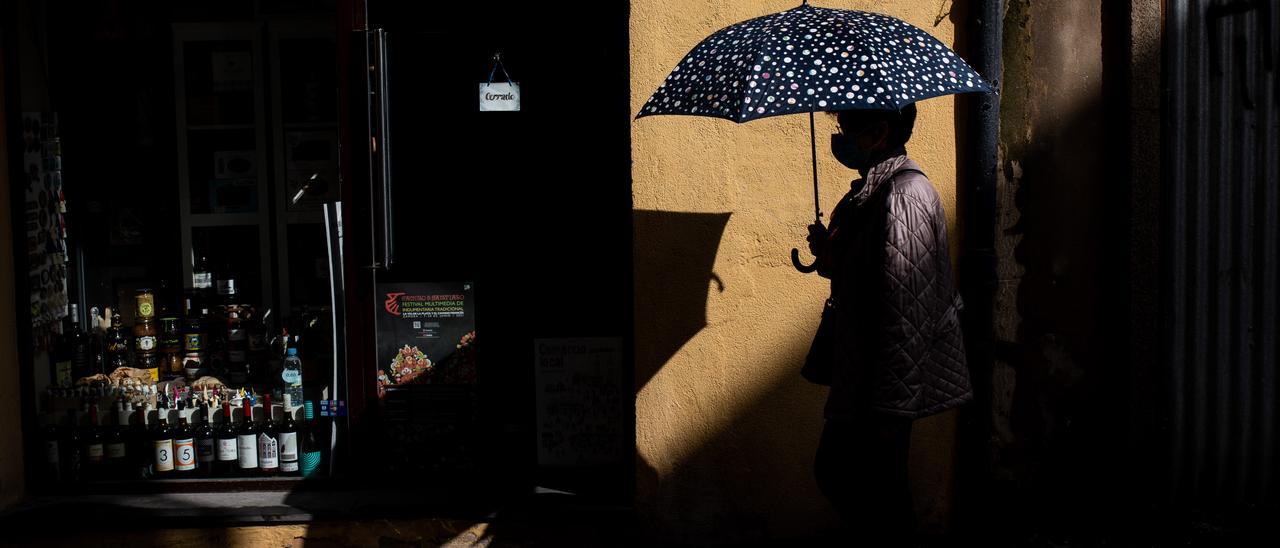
top-left (731, 19), bottom-right (776, 122)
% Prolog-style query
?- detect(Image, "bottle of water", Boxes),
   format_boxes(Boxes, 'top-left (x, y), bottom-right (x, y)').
top-left (281, 348), bottom-right (303, 405)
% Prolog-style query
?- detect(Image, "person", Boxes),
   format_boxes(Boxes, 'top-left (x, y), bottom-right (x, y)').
top-left (804, 103), bottom-right (974, 546)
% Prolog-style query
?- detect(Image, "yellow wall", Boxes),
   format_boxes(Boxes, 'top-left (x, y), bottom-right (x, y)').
top-left (631, 0), bottom-right (962, 542)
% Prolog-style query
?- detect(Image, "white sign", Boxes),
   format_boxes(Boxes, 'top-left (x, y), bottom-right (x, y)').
top-left (479, 82), bottom-right (521, 111)
top-left (535, 337), bottom-right (624, 466)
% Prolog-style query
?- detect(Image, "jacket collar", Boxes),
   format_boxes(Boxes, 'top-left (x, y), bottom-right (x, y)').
top-left (849, 146), bottom-right (911, 207)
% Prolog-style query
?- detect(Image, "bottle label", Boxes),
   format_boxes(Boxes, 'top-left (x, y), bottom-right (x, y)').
top-left (300, 450), bottom-right (321, 477)
top-left (217, 279), bottom-right (236, 296)
top-left (237, 435), bottom-right (258, 468)
top-left (87, 443), bottom-right (104, 462)
top-left (154, 439), bottom-right (175, 472)
top-left (281, 459), bottom-right (300, 473)
top-left (138, 300), bottom-right (154, 319)
top-left (137, 336), bottom-right (157, 351)
top-left (282, 369), bottom-right (302, 385)
top-left (106, 442), bottom-right (126, 459)
top-left (278, 432), bottom-right (298, 462)
top-left (197, 438), bottom-right (216, 463)
top-left (46, 440), bottom-right (60, 463)
top-left (174, 438), bottom-right (196, 470)
top-left (193, 272), bottom-right (212, 289)
top-left (258, 433), bottom-right (279, 469)
top-left (217, 438), bottom-right (239, 461)
top-left (184, 334), bottom-right (204, 352)
top-left (54, 360), bottom-right (72, 387)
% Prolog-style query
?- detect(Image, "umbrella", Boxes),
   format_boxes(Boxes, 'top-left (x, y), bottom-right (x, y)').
top-left (636, 1), bottom-right (993, 272)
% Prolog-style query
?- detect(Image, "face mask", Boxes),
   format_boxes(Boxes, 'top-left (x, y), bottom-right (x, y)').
top-left (830, 132), bottom-right (871, 171)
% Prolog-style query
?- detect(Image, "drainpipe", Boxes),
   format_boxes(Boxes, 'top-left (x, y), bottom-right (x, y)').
top-left (955, 0), bottom-right (1002, 538)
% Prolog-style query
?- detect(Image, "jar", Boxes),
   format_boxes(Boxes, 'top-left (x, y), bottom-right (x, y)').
top-left (160, 349), bottom-right (184, 378)
top-left (135, 289), bottom-right (155, 320)
top-left (136, 354), bottom-right (160, 382)
top-left (183, 353), bottom-right (205, 380)
top-left (133, 317), bottom-right (157, 356)
top-left (159, 317), bottom-right (181, 350)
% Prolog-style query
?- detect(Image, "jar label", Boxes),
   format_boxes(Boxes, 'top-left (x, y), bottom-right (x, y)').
top-left (137, 336), bottom-right (157, 351)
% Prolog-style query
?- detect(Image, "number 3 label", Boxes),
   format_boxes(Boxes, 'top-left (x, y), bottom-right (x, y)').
top-left (154, 440), bottom-right (175, 472)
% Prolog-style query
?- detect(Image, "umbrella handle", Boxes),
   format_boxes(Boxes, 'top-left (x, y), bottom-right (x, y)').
top-left (791, 248), bottom-right (819, 273)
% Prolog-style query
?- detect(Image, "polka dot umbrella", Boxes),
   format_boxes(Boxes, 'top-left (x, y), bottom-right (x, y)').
top-left (637, 1), bottom-right (993, 272)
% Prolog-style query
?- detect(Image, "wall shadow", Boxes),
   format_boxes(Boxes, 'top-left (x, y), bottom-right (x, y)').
top-left (632, 210), bottom-right (731, 393)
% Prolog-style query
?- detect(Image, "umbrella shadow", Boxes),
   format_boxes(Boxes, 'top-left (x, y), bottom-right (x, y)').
top-left (632, 210), bottom-right (732, 393)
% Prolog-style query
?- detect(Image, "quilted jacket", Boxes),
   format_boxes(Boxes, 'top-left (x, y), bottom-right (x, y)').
top-left (815, 150), bottom-right (973, 420)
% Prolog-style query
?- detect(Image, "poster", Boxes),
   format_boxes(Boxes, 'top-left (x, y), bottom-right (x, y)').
top-left (375, 282), bottom-right (477, 397)
top-left (375, 281), bottom-right (477, 475)
top-left (535, 337), bottom-right (625, 466)
top-left (22, 112), bottom-right (69, 341)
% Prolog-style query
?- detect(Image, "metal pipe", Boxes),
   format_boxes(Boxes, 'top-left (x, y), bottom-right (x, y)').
top-left (955, 0), bottom-right (1002, 536)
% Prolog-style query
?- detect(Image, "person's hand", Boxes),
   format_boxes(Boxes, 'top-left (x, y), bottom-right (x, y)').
top-left (806, 221), bottom-right (830, 259)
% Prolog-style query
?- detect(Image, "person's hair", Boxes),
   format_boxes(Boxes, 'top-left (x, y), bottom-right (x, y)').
top-left (829, 103), bottom-right (918, 148)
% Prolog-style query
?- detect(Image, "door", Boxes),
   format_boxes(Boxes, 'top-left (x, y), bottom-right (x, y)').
top-left (344, 2), bottom-right (633, 501)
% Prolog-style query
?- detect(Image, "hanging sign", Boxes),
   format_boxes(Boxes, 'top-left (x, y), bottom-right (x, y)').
top-left (479, 51), bottom-right (520, 111)
top-left (479, 82), bottom-right (521, 111)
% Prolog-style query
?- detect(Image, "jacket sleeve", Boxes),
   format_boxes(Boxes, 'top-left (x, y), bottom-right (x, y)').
top-left (869, 188), bottom-right (943, 399)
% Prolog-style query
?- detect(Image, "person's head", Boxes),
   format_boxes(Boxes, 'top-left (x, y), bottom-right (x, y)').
top-left (829, 103), bottom-right (917, 172)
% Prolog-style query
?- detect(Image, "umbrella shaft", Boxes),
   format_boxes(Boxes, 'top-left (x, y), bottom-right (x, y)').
top-left (809, 110), bottom-right (822, 223)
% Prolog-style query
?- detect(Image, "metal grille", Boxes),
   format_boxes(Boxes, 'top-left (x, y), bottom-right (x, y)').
top-left (1163, 0), bottom-right (1279, 505)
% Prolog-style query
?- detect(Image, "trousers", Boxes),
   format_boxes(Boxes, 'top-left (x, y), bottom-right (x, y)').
top-left (813, 411), bottom-right (917, 545)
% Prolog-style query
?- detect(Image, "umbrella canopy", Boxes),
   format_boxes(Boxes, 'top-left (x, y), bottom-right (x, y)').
top-left (637, 2), bottom-right (992, 121)
top-left (636, 2), bottom-right (993, 272)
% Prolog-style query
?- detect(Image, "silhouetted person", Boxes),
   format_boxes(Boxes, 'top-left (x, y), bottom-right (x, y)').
top-left (804, 103), bottom-right (974, 546)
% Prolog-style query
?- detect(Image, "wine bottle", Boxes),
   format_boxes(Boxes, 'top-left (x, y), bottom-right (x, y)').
top-left (236, 397), bottom-right (260, 476)
top-left (173, 406), bottom-right (197, 474)
top-left (104, 399), bottom-right (129, 480)
top-left (299, 400), bottom-right (323, 478)
top-left (41, 412), bottom-right (61, 484)
top-left (195, 402), bottom-right (216, 477)
top-left (277, 395), bottom-right (300, 476)
top-left (215, 401), bottom-right (238, 477)
top-left (81, 403), bottom-right (105, 480)
top-left (257, 393), bottom-right (279, 476)
top-left (129, 404), bottom-right (153, 479)
top-left (60, 408), bottom-right (83, 483)
top-left (152, 406), bottom-right (175, 476)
